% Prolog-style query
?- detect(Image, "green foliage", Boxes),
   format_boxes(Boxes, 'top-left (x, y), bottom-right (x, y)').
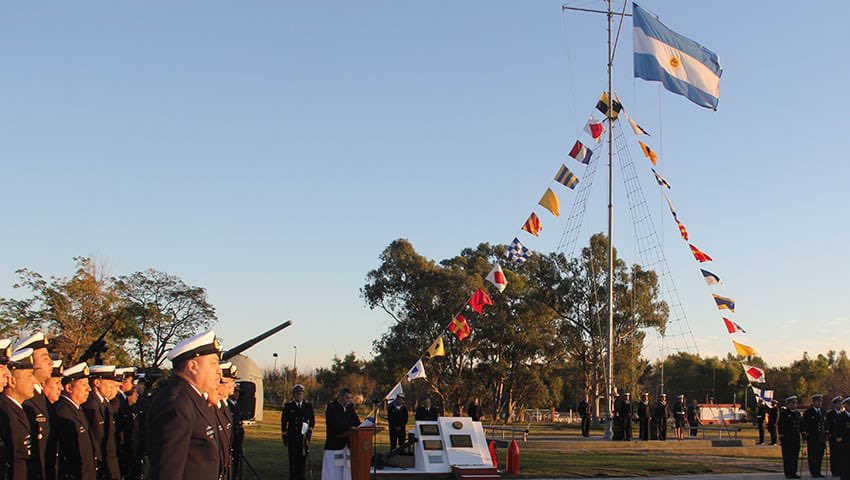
top-left (314, 352), bottom-right (376, 405)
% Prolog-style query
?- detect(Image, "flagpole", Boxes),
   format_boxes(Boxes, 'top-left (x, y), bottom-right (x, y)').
top-left (603, 0), bottom-right (616, 441)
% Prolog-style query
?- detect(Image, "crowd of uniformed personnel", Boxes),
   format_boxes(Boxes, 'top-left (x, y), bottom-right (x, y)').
top-left (0, 329), bottom-right (245, 480)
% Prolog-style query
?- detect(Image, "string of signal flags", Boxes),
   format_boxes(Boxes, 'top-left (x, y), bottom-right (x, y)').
top-left (382, 92), bottom-right (763, 403)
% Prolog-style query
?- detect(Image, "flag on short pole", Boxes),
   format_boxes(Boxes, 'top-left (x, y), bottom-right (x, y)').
top-left (632, 3), bottom-right (723, 110)
top-left (449, 314), bottom-right (471, 341)
top-left (554, 165), bottom-right (579, 189)
top-left (595, 91), bottom-right (623, 119)
top-left (521, 212), bottom-right (542, 237)
top-left (732, 340), bottom-right (757, 357)
top-left (713, 294), bottom-right (735, 312)
top-left (751, 386), bottom-right (774, 404)
top-left (584, 116), bottom-right (605, 143)
top-left (723, 317), bottom-right (746, 334)
top-left (406, 359), bottom-right (427, 381)
top-left (568, 140), bottom-right (593, 165)
top-left (675, 219), bottom-right (689, 241)
top-left (384, 382), bottom-right (404, 401)
top-left (424, 337), bottom-right (446, 358)
top-left (639, 141), bottom-right (658, 165)
top-left (538, 188), bottom-right (560, 217)
top-left (701, 269), bottom-right (722, 286)
top-left (651, 168), bottom-right (671, 189)
top-left (505, 238), bottom-right (531, 265)
top-left (743, 364), bottom-right (766, 384)
top-left (468, 288), bottom-right (493, 314)
top-left (689, 244), bottom-right (712, 263)
top-left (485, 264), bottom-right (508, 293)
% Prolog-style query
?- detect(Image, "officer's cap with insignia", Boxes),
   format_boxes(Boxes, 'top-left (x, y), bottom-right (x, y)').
top-left (114, 367), bottom-right (137, 381)
top-left (62, 362), bottom-right (90, 385)
top-left (167, 330), bottom-right (222, 366)
top-left (219, 362), bottom-right (238, 379)
top-left (812, 394), bottom-right (823, 400)
top-left (842, 397), bottom-right (850, 405)
top-left (785, 395), bottom-right (798, 403)
top-left (51, 360), bottom-right (63, 378)
top-left (89, 365), bottom-right (117, 380)
top-left (833, 395), bottom-right (844, 404)
top-left (292, 384), bottom-right (305, 393)
top-left (8, 348), bottom-right (35, 370)
top-left (0, 339), bottom-right (13, 365)
top-left (14, 332), bottom-right (49, 351)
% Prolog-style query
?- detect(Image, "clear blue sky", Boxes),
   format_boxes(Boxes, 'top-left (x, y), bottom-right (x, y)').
top-left (0, 2), bottom-right (847, 371)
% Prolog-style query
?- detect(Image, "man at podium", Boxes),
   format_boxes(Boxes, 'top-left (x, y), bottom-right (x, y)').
top-left (322, 388), bottom-right (361, 480)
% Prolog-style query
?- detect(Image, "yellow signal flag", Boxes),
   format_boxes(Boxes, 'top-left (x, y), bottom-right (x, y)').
top-left (639, 141), bottom-right (658, 165)
top-left (425, 336), bottom-right (446, 358)
top-left (538, 188), bottom-right (560, 217)
top-left (733, 340), bottom-right (757, 357)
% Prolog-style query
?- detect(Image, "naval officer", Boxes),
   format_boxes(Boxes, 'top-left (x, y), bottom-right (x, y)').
top-left (282, 384), bottom-right (315, 480)
top-left (778, 395), bottom-right (802, 479)
top-left (322, 388), bottom-right (360, 480)
top-left (49, 363), bottom-right (97, 480)
top-left (17, 333), bottom-right (53, 480)
top-left (0, 348), bottom-right (39, 480)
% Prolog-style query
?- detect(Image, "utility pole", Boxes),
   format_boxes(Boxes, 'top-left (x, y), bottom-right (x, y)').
top-left (293, 345), bottom-right (298, 372)
top-left (562, 0), bottom-right (631, 441)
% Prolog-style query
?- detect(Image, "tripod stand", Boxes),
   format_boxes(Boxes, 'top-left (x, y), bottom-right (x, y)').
top-left (239, 452), bottom-right (263, 480)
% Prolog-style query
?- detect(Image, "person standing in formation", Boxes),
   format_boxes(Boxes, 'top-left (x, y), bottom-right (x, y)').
top-left (227, 384), bottom-right (244, 480)
top-left (756, 399), bottom-right (768, 445)
top-left (42, 359), bottom-right (64, 478)
top-left (778, 395), bottom-right (802, 479)
top-left (282, 384), bottom-right (315, 480)
top-left (0, 348), bottom-right (39, 480)
top-left (618, 393), bottom-right (633, 442)
top-left (468, 398), bottom-right (483, 423)
top-left (49, 362), bottom-right (98, 480)
top-left (672, 395), bottom-right (687, 441)
top-left (110, 367), bottom-right (138, 480)
top-left (637, 393), bottom-right (651, 441)
top-left (146, 330), bottom-right (224, 480)
top-left (577, 396), bottom-right (590, 438)
top-left (322, 388), bottom-right (359, 480)
top-left (768, 400), bottom-right (780, 445)
top-left (210, 362), bottom-right (236, 480)
top-left (687, 399), bottom-right (700, 437)
top-left (802, 394), bottom-right (826, 478)
top-left (654, 394), bottom-right (669, 441)
top-left (826, 396), bottom-right (844, 478)
top-left (83, 365), bottom-right (121, 480)
top-left (386, 393), bottom-right (408, 451)
top-left (17, 333), bottom-right (54, 480)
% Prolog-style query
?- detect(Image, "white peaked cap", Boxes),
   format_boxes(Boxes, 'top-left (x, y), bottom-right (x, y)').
top-left (0, 339), bottom-right (12, 364)
top-left (89, 365), bottom-right (116, 379)
top-left (63, 362), bottom-right (90, 381)
top-left (115, 367), bottom-right (137, 377)
top-left (51, 360), bottom-right (64, 377)
top-left (167, 330), bottom-right (221, 364)
top-left (14, 332), bottom-right (49, 351)
top-left (9, 348), bottom-right (34, 369)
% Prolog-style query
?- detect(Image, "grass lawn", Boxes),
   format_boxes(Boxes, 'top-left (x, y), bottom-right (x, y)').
top-left (243, 410), bottom-right (794, 478)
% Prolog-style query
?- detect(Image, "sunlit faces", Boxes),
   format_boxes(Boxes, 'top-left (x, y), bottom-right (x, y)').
top-left (31, 347), bottom-right (51, 383)
top-left (64, 378), bottom-right (92, 405)
top-left (43, 377), bottom-right (62, 403)
top-left (8, 368), bottom-right (37, 402)
top-left (188, 354), bottom-right (221, 397)
top-left (0, 365), bottom-right (11, 391)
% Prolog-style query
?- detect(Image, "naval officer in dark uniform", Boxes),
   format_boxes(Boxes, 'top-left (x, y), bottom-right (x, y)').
top-left (109, 368), bottom-right (137, 480)
top-left (17, 333), bottom-right (53, 480)
top-left (82, 366), bottom-right (120, 480)
top-left (386, 393), bottom-right (408, 451)
top-left (211, 362), bottom-right (238, 480)
top-left (826, 396), bottom-right (844, 477)
top-left (778, 395), bottom-right (802, 479)
top-left (0, 348), bottom-right (39, 480)
top-left (49, 363), bottom-right (97, 480)
top-left (41, 360), bottom-right (64, 480)
top-left (618, 393), bottom-right (633, 441)
top-left (414, 397), bottom-right (440, 421)
top-left (654, 394), bottom-right (669, 441)
top-left (637, 393), bottom-right (651, 441)
top-left (802, 394), bottom-right (826, 478)
top-left (282, 384), bottom-right (315, 480)
top-left (146, 330), bottom-right (223, 480)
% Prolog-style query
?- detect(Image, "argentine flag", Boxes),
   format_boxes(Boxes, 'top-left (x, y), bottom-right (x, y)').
top-left (633, 3), bottom-right (722, 110)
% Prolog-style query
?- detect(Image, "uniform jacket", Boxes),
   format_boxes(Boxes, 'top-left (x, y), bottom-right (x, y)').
top-left (778, 407), bottom-right (802, 445)
top-left (109, 392), bottom-right (135, 478)
top-left (413, 407), bottom-right (440, 422)
top-left (618, 401), bottom-right (633, 422)
top-left (226, 400), bottom-right (243, 460)
top-left (282, 402), bottom-right (315, 441)
top-left (212, 405), bottom-right (230, 480)
top-left (767, 405), bottom-right (779, 426)
top-left (0, 395), bottom-right (38, 480)
top-left (323, 402), bottom-right (359, 451)
top-left (826, 408), bottom-right (842, 440)
top-left (23, 389), bottom-right (50, 480)
top-left (50, 396), bottom-right (97, 480)
top-left (755, 403), bottom-right (767, 423)
top-left (386, 404), bottom-right (407, 432)
top-left (653, 402), bottom-right (669, 421)
top-left (468, 404), bottom-right (483, 422)
top-left (802, 406), bottom-right (826, 443)
top-left (146, 376), bottom-right (222, 480)
top-left (672, 401), bottom-right (686, 420)
top-left (636, 401), bottom-right (651, 420)
top-left (82, 393), bottom-right (119, 480)
top-left (686, 404), bottom-right (699, 424)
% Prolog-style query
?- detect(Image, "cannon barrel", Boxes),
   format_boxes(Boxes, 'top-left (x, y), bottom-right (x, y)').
top-left (221, 320), bottom-right (293, 361)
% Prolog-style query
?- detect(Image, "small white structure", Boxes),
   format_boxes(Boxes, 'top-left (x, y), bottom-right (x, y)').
top-left (229, 354), bottom-right (265, 422)
top-left (380, 417), bottom-right (492, 475)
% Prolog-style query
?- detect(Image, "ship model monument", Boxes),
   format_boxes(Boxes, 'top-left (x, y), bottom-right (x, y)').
top-left (367, 1), bottom-right (771, 477)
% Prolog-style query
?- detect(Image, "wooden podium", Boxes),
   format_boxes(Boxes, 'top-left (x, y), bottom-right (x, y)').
top-left (339, 426), bottom-right (383, 480)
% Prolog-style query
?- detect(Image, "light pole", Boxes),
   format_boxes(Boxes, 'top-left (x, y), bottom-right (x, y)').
top-left (293, 345), bottom-right (298, 372)
top-left (273, 352), bottom-right (279, 373)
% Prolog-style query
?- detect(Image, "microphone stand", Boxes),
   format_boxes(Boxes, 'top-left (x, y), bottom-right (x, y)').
top-left (370, 399), bottom-right (380, 480)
